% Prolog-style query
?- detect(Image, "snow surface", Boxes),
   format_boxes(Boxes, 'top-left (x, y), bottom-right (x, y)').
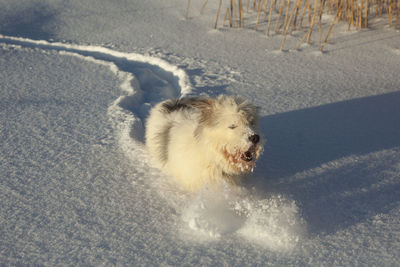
top-left (1, 0), bottom-right (400, 265)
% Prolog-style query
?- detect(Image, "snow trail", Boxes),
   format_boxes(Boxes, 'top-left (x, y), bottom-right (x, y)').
top-left (0, 34), bottom-right (193, 144)
top-left (0, 34), bottom-right (305, 251)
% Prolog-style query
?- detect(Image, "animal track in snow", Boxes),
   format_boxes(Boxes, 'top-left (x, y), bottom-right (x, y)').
top-left (0, 34), bottom-right (191, 144)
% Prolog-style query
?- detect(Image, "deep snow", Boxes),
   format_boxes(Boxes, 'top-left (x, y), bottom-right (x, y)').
top-left (1, 0), bottom-right (400, 265)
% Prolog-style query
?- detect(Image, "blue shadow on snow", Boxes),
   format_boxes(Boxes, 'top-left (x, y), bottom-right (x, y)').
top-left (254, 91), bottom-right (400, 234)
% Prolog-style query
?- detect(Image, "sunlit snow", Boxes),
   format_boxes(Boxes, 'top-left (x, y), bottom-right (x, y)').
top-left (1, 0), bottom-right (400, 265)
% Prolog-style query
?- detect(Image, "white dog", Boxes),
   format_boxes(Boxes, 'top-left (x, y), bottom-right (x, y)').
top-left (145, 95), bottom-right (264, 191)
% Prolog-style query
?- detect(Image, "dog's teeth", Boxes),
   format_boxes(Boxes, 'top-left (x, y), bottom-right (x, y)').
top-left (239, 164), bottom-right (244, 171)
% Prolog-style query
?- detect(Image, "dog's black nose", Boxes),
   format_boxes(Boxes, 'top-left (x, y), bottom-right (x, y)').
top-left (249, 134), bottom-right (260, 144)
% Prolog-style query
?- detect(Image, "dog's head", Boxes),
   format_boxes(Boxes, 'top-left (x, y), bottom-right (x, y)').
top-left (192, 95), bottom-right (264, 175)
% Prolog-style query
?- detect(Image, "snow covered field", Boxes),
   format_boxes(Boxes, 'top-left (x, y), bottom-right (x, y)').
top-left (1, 0), bottom-right (400, 265)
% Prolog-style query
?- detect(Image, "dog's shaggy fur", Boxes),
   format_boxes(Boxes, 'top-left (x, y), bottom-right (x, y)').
top-left (145, 95), bottom-right (264, 191)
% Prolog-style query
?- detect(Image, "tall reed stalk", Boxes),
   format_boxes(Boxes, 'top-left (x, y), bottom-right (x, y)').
top-left (185, 0), bottom-right (190, 19)
top-left (215, 0), bottom-right (223, 28)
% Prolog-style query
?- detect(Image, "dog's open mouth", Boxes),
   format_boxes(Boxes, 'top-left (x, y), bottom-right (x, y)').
top-left (223, 146), bottom-right (259, 174)
top-left (240, 145), bottom-right (257, 163)
top-left (241, 150), bottom-right (255, 162)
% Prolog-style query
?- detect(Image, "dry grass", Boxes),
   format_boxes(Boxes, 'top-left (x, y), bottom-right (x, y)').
top-left (190, 0), bottom-right (399, 51)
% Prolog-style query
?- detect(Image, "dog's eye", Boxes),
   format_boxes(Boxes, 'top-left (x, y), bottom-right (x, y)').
top-left (228, 124), bottom-right (237, 129)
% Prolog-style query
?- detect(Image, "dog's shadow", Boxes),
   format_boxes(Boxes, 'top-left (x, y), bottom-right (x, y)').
top-left (253, 91), bottom-right (400, 235)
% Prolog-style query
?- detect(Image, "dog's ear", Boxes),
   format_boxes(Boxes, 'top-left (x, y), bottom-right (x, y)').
top-left (190, 97), bottom-right (213, 113)
top-left (187, 97), bottom-right (215, 138)
top-left (193, 98), bottom-right (215, 125)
